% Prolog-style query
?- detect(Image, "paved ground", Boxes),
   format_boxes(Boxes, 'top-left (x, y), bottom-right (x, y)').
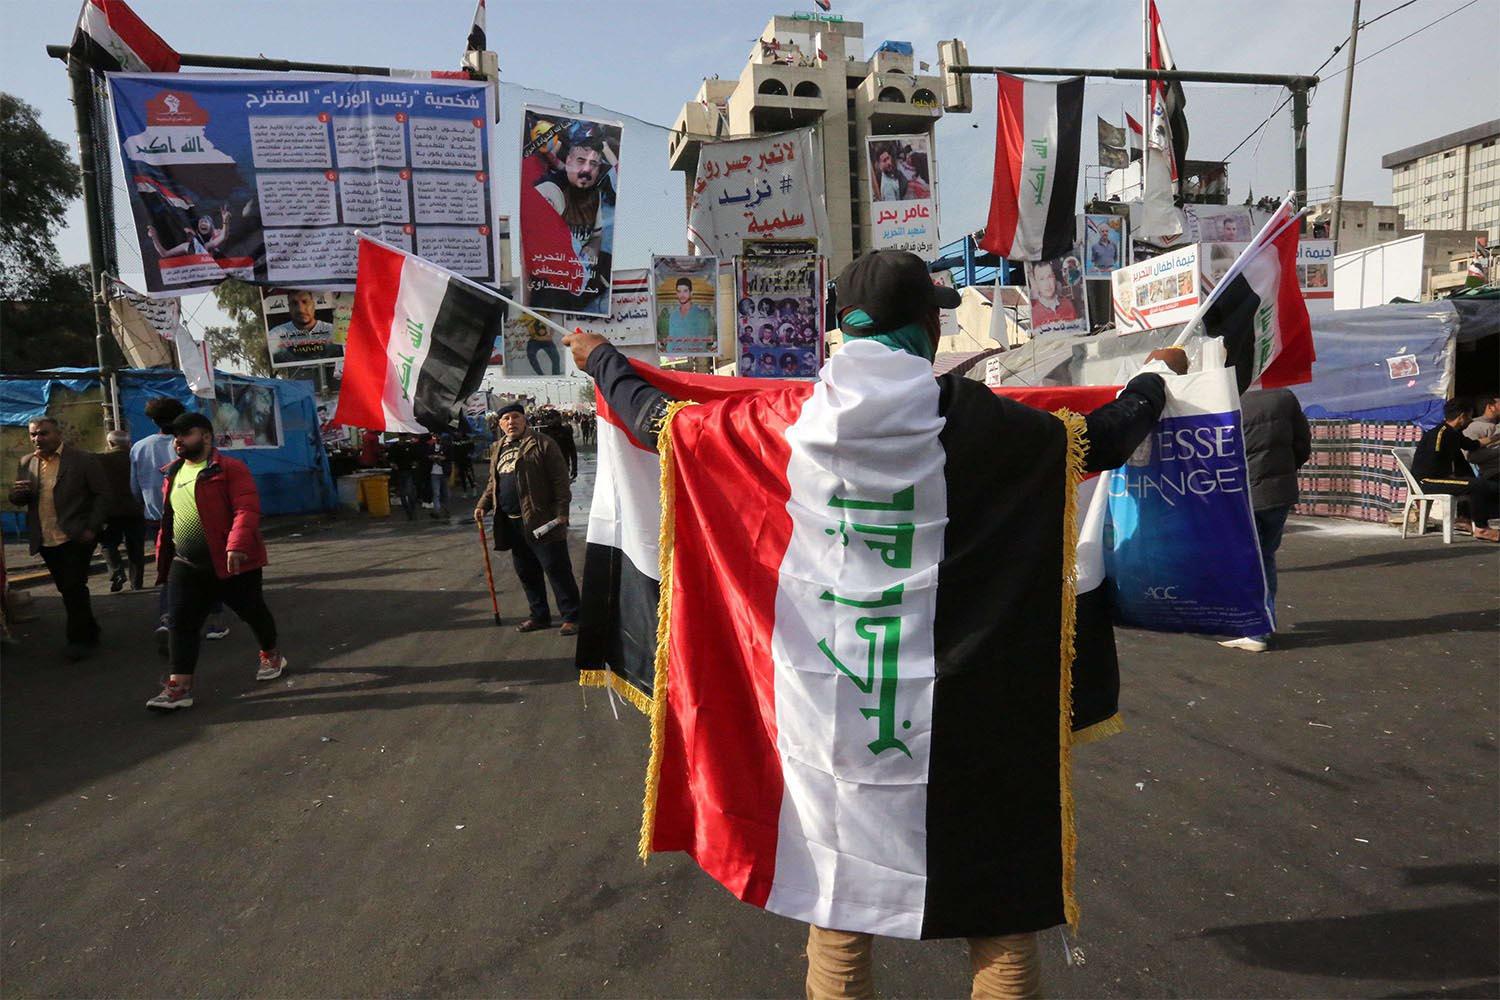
top-left (3, 457), bottom-right (1496, 998)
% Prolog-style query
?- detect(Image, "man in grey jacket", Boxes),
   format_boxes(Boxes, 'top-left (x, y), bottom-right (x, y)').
top-left (1222, 388), bottom-right (1311, 652)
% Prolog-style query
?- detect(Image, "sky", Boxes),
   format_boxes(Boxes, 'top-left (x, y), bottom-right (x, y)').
top-left (3, 0), bottom-right (1497, 340)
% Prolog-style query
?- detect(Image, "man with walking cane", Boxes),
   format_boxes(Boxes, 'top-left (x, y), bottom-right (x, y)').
top-left (474, 403), bottom-right (581, 635)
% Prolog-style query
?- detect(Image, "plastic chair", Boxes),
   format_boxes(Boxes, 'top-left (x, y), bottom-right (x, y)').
top-left (1392, 447), bottom-right (1455, 544)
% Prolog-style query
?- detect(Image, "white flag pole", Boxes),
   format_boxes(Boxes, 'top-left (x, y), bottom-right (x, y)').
top-left (352, 230), bottom-right (580, 340)
top-left (1170, 195), bottom-right (1305, 348)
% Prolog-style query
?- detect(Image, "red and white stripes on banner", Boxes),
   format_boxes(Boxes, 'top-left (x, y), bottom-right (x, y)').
top-left (980, 73), bottom-right (1084, 262)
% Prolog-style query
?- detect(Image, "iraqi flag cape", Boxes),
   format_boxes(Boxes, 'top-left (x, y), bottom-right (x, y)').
top-left (333, 237), bottom-right (501, 433)
top-left (979, 73), bottom-right (1084, 262)
top-left (577, 341), bottom-right (1127, 939)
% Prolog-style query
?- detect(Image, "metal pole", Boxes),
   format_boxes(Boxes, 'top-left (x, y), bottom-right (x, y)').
top-left (65, 55), bottom-right (118, 431)
top-left (1328, 0), bottom-right (1362, 249)
top-left (1291, 83), bottom-right (1310, 212)
top-left (948, 64), bottom-right (1318, 89)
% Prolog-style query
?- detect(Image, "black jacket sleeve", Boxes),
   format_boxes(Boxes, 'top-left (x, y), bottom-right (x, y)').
top-left (1082, 372), bottom-right (1168, 472)
top-left (586, 343), bottom-right (674, 451)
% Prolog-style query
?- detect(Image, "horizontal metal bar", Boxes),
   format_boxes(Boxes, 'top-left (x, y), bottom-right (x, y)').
top-left (47, 43), bottom-right (401, 77)
top-left (949, 64), bottom-right (1317, 88)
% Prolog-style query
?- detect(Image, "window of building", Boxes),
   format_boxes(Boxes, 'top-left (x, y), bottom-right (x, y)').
top-left (877, 86), bottom-right (905, 103)
top-left (911, 88), bottom-right (939, 108)
top-left (1443, 150), bottom-right (1455, 158)
top-left (1379, 221), bottom-right (1396, 231)
top-left (792, 80), bottom-right (821, 98)
top-left (758, 79), bottom-right (788, 96)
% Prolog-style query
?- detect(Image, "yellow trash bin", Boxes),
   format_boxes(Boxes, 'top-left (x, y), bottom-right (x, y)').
top-left (359, 474), bottom-right (391, 517)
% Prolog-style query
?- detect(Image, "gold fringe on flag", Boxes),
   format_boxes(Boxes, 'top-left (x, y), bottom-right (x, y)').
top-left (578, 668), bottom-right (654, 716)
top-left (1056, 409), bottom-right (1088, 929)
top-left (637, 400), bottom-right (697, 863)
top-left (1072, 712), bottom-right (1126, 746)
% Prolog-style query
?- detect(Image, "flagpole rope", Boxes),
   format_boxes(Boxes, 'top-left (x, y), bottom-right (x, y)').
top-left (1057, 409), bottom-right (1089, 930)
top-left (638, 399), bottom-right (698, 863)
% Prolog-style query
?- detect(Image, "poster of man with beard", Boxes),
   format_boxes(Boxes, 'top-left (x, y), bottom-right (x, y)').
top-left (519, 107), bottom-right (623, 317)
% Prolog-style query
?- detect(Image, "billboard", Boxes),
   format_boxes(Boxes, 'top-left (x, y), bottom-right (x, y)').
top-left (652, 255), bottom-right (720, 357)
top-left (261, 289), bottom-right (351, 369)
top-left (733, 254), bottom-right (824, 379)
top-left (1111, 243), bottom-right (1201, 333)
top-left (109, 73), bottom-right (495, 296)
top-left (866, 134), bottom-right (937, 259)
top-left (687, 128), bottom-right (827, 259)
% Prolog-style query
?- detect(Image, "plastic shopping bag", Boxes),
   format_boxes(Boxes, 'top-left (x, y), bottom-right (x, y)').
top-left (1100, 362), bottom-right (1273, 638)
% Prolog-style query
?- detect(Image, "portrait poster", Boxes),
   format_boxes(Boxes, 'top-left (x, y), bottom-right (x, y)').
top-left (261, 289), bottom-right (350, 369)
top-left (866, 134), bottom-right (937, 259)
top-left (563, 269), bottom-right (655, 351)
top-left (1110, 243), bottom-right (1201, 334)
top-left (734, 254), bottom-right (824, 379)
top-left (1080, 214), bottom-right (1126, 279)
top-left (687, 128), bottom-right (828, 259)
top-left (652, 255), bottom-right (719, 357)
top-left (109, 73), bottom-right (495, 296)
top-left (208, 381), bottom-right (281, 449)
top-left (1024, 245), bottom-right (1090, 337)
top-left (497, 311), bottom-right (575, 379)
top-left (518, 106), bottom-right (623, 317)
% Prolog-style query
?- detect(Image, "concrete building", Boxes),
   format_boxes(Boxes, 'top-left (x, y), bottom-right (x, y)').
top-left (667, 14), bottom-right (965, 275)
top-left (1383, 119), bottom-right (1500, 243)
top-left (1305, 199), bottom-right (1403, 254)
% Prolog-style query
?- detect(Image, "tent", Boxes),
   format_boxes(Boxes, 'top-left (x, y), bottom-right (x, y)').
top-left (2, 368), bottom-right (336, 538)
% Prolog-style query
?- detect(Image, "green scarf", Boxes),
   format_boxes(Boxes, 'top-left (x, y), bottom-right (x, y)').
top-left (841, 308), bottom-right (936, 363)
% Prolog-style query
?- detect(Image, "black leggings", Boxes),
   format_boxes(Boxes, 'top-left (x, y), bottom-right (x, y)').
top-left (167, 562), bottom-right (278, 674)
top-left (1419, 477), bottom-right (1499, 526)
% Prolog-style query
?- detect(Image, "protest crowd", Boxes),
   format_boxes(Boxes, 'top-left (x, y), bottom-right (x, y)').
top-left (2, 2), bottom-right (1497, 999)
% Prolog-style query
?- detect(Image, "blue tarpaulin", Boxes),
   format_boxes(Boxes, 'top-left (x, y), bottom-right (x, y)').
top-left (2, 369), bottom-right (335, 528)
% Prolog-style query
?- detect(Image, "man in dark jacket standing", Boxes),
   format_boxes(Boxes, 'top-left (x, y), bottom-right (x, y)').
top-left (475, 403), bottom-right (581, 635)
top-left (9, 417), bottom-right (110, 658)
top-left (146, 412), bottom-right (287, 710)
top-left (1221, 388), bottom-right (1312, 652)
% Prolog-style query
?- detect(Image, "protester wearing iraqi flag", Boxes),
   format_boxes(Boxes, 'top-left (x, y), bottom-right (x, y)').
top-left (333, 236), bottom-right (502, 434)
top-left (564, 250), bottom-right (1207, 994)
top-left (979, 73), bottom-right (1084, 261)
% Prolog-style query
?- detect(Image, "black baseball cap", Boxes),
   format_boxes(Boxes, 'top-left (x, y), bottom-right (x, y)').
top-left (834, 251), bottom-right (961, 333)
top-left (169, 412), bottom-right (213, 435)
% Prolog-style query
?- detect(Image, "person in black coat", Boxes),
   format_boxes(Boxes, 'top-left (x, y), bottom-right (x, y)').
top-left (1222, 388), bottom-right (1312, 652)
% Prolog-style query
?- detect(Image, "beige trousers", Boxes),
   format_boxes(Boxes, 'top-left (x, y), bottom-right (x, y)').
top-left (805, 924), bottom-right (1041, 1000)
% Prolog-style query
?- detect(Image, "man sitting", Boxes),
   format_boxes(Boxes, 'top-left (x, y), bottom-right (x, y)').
top-left (1412, 400), bottom-right (1498, 541)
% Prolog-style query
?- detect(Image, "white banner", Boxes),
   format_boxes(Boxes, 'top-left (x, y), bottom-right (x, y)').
top-left (866, 134), bottom-right (937, 259)
top-left (563, 268), bottom-right (656, 351)
top-left (1111, 243), bottom-right (1201, 333)
top-left (688, 128), bottom-right (828, 259)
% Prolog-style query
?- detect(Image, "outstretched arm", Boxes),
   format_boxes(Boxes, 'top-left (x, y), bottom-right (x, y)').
top-left (566, 332), bottom-right (674, 452)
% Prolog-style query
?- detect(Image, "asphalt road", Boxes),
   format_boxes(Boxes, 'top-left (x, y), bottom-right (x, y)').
top-left (3, 468), bottom-right (1496, 998)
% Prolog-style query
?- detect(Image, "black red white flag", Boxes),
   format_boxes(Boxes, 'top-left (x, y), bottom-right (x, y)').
top-left (466, 0), bottom-right (486, 54)
top-left (980, 73), bottom-right (1084, 261)
top-left (1199, 199), bottom-right (1315, 392)
top-left (333, 237), bottom-right (501, 433)
top-left (70, 0), bottom-right (178, 74)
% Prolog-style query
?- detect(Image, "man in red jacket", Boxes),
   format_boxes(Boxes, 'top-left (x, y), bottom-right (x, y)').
top-left (146, 412), bottom-right (287, 711)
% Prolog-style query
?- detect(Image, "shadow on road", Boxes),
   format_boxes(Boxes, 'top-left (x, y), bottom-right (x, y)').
top-left (1283, 545), bottom-right (1492, 574)
top-left (1202, 862), bottom-right (1499, 984)
top-left (1278, 609), bottom-right (1499, 648)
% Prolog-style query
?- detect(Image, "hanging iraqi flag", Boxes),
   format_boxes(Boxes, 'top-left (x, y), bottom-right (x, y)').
top-left (578, 344), bottom-right (1129, 939)
top-left (979, 73), bottom-right (1083, 262)
top-left (1199, 199), bottom-right (1315, 392)
top-left (333, 237), bottom-right (501, 433)
top-left (70, 0), bottom-right (179, 73)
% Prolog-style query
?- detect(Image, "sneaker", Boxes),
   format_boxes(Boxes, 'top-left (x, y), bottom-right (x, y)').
top-left (1218, 636), bottom-right (1269, 652)
top-left (205, 621), bottom-right (231, 641)
top-left (110, 570), bottom-right (127, 593)
top-left (146, 681), bottom-right (194, 711)
top-left (256, 652), bottom-right (287, 681)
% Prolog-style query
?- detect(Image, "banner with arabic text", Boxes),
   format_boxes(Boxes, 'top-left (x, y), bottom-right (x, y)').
top-left (109, 73), bottom-right (496, 296)
top-left (518, 107), bottom-right (622, 318)
top-left (866, 134), bottom-right (937, 259)
top-left (564, 269), bottom-right (657, 354)
top-left (688, 128), bottom-right (827, 259)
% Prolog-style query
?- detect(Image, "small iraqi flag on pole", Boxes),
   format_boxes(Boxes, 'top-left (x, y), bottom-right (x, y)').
top-left (1185, 197), bottom-right (1315, 392)
top-left (333, 236), bottom-right (504, 433)
top-left (70, 0), bottom-right (179, 73)
top-left (979, 73), bottom-right (1084, 261)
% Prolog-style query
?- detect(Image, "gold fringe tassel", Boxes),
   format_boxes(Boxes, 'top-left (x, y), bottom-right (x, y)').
top-left (578, 669), bottom-right (654, 717)
top-left (1072, 713), bottom-right (1126, 747)
top-left (1056, 409), bottom-right (1088, 929)
top-left (637, 400), bottom-right (697, 863)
